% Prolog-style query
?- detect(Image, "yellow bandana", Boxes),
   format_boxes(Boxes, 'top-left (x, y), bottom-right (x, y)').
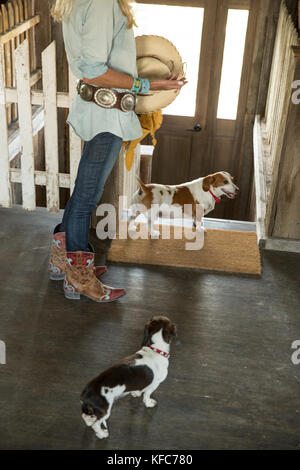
top-left (122, 110), bottom-right (163, 171)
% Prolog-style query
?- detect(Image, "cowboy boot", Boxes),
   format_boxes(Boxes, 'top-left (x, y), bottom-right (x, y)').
top-left (48, 225), bottom-right (107, 280)
top-left (63, 251), bottom-right (126, 302)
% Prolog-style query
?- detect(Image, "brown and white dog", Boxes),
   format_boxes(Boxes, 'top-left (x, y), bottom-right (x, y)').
top-left (81, 316), bottom-right (177, 439)
top-left (129, 171), bottom-right (239, 237)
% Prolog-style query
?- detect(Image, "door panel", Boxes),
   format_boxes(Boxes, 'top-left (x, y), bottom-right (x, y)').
top-left (152, 133), bottom-right (193, 184)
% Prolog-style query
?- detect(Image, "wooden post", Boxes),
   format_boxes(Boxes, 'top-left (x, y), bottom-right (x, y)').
top-left (68, 67), bottom-right (82, 194)
top-left (7, 1), bottom-right (18, 121)
top-left (17, 0), bottom-right (25, 42)
top-left (50, 3), bottom-right (69, 208)
top-left (15, 39), bottom-right (35, 210)
top-left (42, 40), bottom-right (59, 212)
top-left (253, 115), bottom-right (267, 244)
top-left (29, 0), bottom-right (37, 74)
top-left (140, 145), bottom-right (154, 183)
top-left (34, 0), bottom-right (51, 88)
top-left (11, 0), bottom-right (20, 50)
top-left (0, 42), bottom-right (12, 208)
top-left (1, 4), bottom-right (11, 124)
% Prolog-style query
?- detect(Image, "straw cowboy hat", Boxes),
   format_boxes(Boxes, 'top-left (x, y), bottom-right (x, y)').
top-left (135, 35), bottom-right (185, 114)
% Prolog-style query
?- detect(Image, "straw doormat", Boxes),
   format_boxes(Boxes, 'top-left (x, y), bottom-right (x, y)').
top-left (107, 224), bottom-right (261, 275)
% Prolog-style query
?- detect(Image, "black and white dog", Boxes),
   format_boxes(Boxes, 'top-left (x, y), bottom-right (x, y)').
top-left (81, 316), bottom-right (177, 439)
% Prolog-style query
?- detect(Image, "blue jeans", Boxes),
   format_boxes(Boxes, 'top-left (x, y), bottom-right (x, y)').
top-left (60, 132), bottom-right (123, 252)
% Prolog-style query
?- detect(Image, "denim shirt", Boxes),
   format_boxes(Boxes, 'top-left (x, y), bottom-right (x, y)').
top-left (62, 0), bottom-right (143, 142)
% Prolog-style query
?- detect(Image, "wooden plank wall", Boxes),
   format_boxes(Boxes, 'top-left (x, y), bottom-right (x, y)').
top-left (270, 53), bottom-right (300, 239)
top-left (263, 0), bottom-right (300, 237)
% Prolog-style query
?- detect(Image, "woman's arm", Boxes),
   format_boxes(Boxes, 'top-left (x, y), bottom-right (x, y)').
top-left (82, 69), bottom-right (188, 91)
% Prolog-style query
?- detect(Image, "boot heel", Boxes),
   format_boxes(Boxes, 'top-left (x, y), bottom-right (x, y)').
top-left (63, 279), bottom-right (80, 300)
top-left (64, 290), bottom-right (81, 300)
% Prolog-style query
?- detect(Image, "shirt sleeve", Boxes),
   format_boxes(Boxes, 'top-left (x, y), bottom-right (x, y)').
top-left (79, 0), bottom-right (114, 79)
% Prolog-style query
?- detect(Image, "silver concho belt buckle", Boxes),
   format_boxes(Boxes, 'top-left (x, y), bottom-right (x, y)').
top-left (120, 93), bottom-right (136, 112)
top-left (94, 88), bottom-right (117, 108)
top-left (78, 81), bottom-right (94, 101)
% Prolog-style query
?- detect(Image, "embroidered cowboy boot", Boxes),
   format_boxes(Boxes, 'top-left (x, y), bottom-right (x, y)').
top-left (48, 225), bottom-right (107, 280)
top-left (63, 251), bottom-right (126, 302)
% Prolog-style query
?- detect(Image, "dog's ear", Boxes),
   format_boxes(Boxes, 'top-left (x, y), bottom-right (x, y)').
top-left (202, 175), bottom-right (215, 192)
top-left (142, 323), bottom-right (151, 347)
top-left (87, 404), bottom-right (94, 415)
top-left (162, 322), bottom-right (178, 344)
top-left (82, 403), bottom-right (95, 416)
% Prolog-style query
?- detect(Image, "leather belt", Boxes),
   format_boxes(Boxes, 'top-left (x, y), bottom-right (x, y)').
top-left (76, 79), bottom-right (137, 112)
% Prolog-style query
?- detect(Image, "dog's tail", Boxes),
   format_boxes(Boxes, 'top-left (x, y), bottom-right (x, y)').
top-left (131, 176), bottom-right (148, 205)
top-left (136, 176), bottom-right (149, 193)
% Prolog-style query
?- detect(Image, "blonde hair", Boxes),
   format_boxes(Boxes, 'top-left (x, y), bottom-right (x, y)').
top-left (50, 0), bottom-right (137, 29)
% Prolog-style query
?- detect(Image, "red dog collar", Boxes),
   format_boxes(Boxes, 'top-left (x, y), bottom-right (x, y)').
top-left (209, 189), bottom-right (220, 203)
top-left (149, 346), bottom-right (170, 359)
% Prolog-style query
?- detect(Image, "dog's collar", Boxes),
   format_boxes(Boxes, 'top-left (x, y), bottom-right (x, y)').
top-left (209, 189), bottom-right (220, 203)
top-left (148, 346), bottom-right (170, 359)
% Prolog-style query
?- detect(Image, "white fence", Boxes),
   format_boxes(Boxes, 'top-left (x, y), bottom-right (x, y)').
top-left (0, 39), bottom-right (81, 211)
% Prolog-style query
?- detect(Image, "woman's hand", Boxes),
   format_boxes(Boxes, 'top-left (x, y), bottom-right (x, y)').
top-left (150, 73), bottom-right (188, 91)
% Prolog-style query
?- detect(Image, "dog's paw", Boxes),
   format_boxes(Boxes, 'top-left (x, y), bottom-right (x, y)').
top-left (96, 429), bottom-right (109, 440)
top-left (150, 230), bottom-right (160, 239)
top-left (144, 398), bottom-right (157, 408)
top-left (131, 391), bottom-right (142, 398)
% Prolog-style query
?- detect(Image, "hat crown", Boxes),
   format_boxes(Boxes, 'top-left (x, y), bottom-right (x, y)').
top-left (135, 35), bottom-right (184, 114)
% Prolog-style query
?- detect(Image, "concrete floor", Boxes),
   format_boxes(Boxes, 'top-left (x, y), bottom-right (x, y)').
top-left (0, 206), bottom-right (299, 450)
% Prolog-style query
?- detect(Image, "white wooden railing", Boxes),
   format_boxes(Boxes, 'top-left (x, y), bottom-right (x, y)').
top-left (0, 38), bottom-right (82, 211)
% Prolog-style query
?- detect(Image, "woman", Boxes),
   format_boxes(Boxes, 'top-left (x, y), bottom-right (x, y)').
top-left (49, 0), bottom-right (187, 303)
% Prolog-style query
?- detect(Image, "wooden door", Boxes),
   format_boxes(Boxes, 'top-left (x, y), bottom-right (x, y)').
top-left (134, 0), bottom-right (259, 220)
